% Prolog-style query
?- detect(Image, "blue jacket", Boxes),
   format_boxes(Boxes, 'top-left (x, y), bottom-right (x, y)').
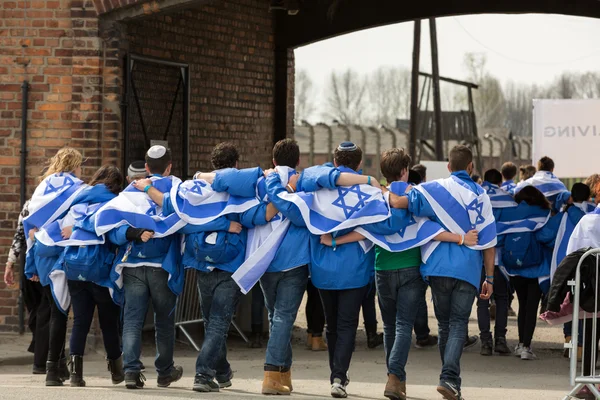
top-left (407, 171), bottom-right (486, 290)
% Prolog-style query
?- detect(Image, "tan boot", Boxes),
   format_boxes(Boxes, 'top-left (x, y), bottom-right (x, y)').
top-left (281, 369), bottom-right (293, 392)
top-left (311, 335), bottom-right (328, 351)
top-left (384, 374), bottom-right (406, 400)
top-left (306, 333), bottom-right (313, 350)
top-left (262, 371), bottom-right (291, 396)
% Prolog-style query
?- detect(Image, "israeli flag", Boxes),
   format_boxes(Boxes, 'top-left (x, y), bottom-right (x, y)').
top-left (481, 181), bottom-right (517, 208)
top-left (515, 171), bottom-right (567, 198)
top-left (501, 180), bottom-right (517, 194)
top-left (49, 265), bottom-right (70, 314)
top-left (168, 178), bottom-right (260, 225)
top-left (95, 176), bottom-right (186, 238)
top-left (495, 213), bottom-right (551, 236)
top-left (276, 177), bottom-right (391, 235)
top-left (23, 173), bottom-right (85, 250)
top-left (567, 205), bottom-right (600, 257)
top-left (233, 167), bottom-right (293, 294)
top-left (416, 176), bottom-right (497, 262)
top-left (35, 203), bottom-right (105, 248)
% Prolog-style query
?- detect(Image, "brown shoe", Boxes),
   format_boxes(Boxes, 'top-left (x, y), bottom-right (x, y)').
top-left (262, 371), bottom-right (291, 396)
top-left (312, 336), bottom-right (328, 351)
top-left (384, 374), bottom-right (406, 400)
top-left (306, 333), bottom-right (313, 350)
top-left (281, 369), bottom-right (293, 392)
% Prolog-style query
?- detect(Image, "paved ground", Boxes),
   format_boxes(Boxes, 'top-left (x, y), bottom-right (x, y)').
top-left (0, 291), bottom-right (575, 399)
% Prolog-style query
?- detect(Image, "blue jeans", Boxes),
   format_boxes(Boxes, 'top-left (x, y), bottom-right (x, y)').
top-left (260, 266), bottom-right (308, 368)
top-left (376, 267), bottom-right (426, 381)
top-left (429, 277), bottom-right (477, 389)
top-left (195, 269), bottom-right (242, 380)
top-left (414, 292), bottom-right (431, 341)
top-left (122, 266), bottom-right (177, 377)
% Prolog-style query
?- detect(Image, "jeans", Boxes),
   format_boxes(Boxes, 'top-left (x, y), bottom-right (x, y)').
top-left (429, 277), bottom-right (477, 389)
top-left (306, 280), bottom-right (325, 336)
top-left (68, 280), bottom-right (121, 360)
top-left (511, 276), bottom-right (542, 347)
top-left (564, 321), bottom-right (584, 343)
top-left (42, 285), bottom-right (68, 363)
top-left (195, 269), bottom-right (242, 380)
top-left (32, 281), bottom-right (50, 368)
top-left (122, 266), bottom-right (177, 377)
top-left (250, 285), bottom-right (265, 333)
top-left (319, 285), bottom-right (369, 384)
top-left (362, 280), bottom-right (378, 333)
top-left (376, 267), bottom-right (427, 381)
top-left (413, 292), bottom-right (431, 341)
top-left (477, 267), bottom-right (508, 341)
top-left (260, 266), bottom-right (308, 368)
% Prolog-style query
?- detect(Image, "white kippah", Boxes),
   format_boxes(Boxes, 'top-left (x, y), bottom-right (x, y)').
top-left (147, 145), bottom-right (167, 159)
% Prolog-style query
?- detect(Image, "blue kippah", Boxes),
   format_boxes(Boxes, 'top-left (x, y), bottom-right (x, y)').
top-left (337, 141), bottom-right (357, 151)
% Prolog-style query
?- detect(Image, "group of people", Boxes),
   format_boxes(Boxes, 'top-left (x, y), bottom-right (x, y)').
top-left (3, 138), bottom-right (597, 400)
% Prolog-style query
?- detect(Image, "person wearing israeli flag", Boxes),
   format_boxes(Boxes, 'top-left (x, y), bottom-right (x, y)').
top-left (389, 145), bottom-right (496, 400)
top-left (500, 162), bottom-right (518, 194)
top-left (514, 156), bottom-right (568, 212)
top-left (23, 147), bottom-right (85, 386)
top-left (47, 165), bottom-right (126, 387)
top-left (101, 145), bottom-right (184, 390)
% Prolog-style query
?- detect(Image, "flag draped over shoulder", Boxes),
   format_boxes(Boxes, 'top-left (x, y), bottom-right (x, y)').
top-left (35, 202), bottom-right (105, 247)
top-left (495, 212), bottom-right (551, 236)
top-left (168, 178), bottom-right (260, 225)
top-left (275, 177), bottom-right (390, 235)
top-left (550, 203), bottom-right (591, 282)
top-left (481, 181), bottom-right (517, 208)
top-left (23, 173), bottom-right (85, 250)
top-left (515, 171), bottom-right (567, 198)
top-left (416, 176), bottom-right (497, 262)
top-left (567, 206), bottom-right (600, 255)
top-left (95, 176), bottom-right (185, 237)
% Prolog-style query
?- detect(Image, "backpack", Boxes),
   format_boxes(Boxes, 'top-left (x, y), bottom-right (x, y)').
top-left (63, 244), bottom-right (115, 282)
top-left (190, 231), bottom-right (244, 265)
top-left (502, 231), bottom-right (543, 270)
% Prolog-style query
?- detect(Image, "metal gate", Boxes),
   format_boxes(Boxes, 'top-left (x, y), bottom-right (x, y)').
top-left (123, 54), bottom-right (190, 179)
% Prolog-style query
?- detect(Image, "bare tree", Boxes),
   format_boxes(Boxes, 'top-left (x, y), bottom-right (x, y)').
top-left (295, 69), bottom-right (316, 123)
top-left (323, 69), bottom-right (367, 125)
top-left (366, 66), bottom-right (411, 126)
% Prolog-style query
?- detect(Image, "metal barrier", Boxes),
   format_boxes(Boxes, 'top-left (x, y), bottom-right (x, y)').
top-left (564, 248), bottom-right (600, 400)
top-left (174, 269), bottom-right (249, 351)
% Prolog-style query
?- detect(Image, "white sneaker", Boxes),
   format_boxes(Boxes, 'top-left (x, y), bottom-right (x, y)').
top-left (521, 346), bottom-right (537, 360)
top-left (331, 378), bottom-right (347, 398)
top-left (514, 343), bottom-right (524, 357)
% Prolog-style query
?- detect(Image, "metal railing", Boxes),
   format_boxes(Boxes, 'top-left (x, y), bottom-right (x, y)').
top-left (564, 248), bottom-right (600, 399)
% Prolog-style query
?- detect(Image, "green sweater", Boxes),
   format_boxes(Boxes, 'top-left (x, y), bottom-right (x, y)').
top-left (375, 246), bottom-right (421, 271)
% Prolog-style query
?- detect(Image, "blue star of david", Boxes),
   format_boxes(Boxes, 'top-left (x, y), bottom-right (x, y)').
top-left (190, 181), bottom-right (206, 195)
top-left (398, 216), bottom-right (416, 238)
top-left (331, 185), bottom-right (370, 219)
top-left (43, 175), bottom-right (74, 195)
top-left (145, 199), bottom-right (157, 216)
top-left (487, 187), bottom-right (496, 195)
top-left (466, 199), bottom-right (485, 229)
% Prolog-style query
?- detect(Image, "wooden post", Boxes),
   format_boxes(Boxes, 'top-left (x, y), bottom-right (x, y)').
top-left (409, 20), bottom-right (421, 161)
top-left (429, 18), bottom-right (444, 161)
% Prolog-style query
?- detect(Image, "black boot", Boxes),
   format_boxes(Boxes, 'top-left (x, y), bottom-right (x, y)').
top-left (45, 361), bottom-right (63, 386)
top-left (58, 357), bottom-right (70, 382)
top-left (366, 330), bottom-right (383, 349)
top-left (69, 355), bottom-right (86, 387)
top-left (107, 356), bottom-right (125, 385)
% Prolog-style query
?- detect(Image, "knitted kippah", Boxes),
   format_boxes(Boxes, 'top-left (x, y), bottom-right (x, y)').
top-left (337, 141), bottom-right (357, 151)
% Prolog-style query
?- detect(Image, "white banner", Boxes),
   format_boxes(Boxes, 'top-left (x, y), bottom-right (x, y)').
top-left (533, 99), bottom-right (600, 178)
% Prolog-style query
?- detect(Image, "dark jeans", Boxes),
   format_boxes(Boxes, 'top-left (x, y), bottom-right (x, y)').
top-left (122, 266), bottom-right (177, 377)
top-left (30, 281), bottom-right (50, 368)
top-left (42, 285), bottom-right (67, 363)
top-left (413, 292), bottom-right (431, 341)
top-left (376, 267), bottom-right (426, 381)
top-left (306, 280), bottom-right (325, 336)
top-left (429, 277), bottom-right (477, 389)
top-left (195, 269), bottom-right (242, 380)
top-left (68, 280), bottom-right (121, 360)
top-left (250, 285), bottom-right (264, 333)
top-left (511, 276), bottom-right (542, 347)
top-left (582, 318), bottom-right (600, 376)
top-left (260, 266), bottom-right (308, 367)
top-left (319, 285), bottom-right (369, 384)
top-left (477, 268), bottom-right (508, 341)
top-left (23, 278), bottom-right (43, 354)
top-left (362, 280), bottom-right (378, 333)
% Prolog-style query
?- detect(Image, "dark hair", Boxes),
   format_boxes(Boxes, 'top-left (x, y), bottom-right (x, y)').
top-left (334, 145), bottom-right (362, 171)
top-left (89, 165), bottom-right (124, 195)
top-left (501, 162), bottom-right (517, 181)
top-left (515, 186), bottom-right (551, 210)
top-left (412, 164), bottom-right (427, 181)
top-left (408, 170), bottom-right (422, 185)
top-left (211, 142), bottom-right (239, 170)
top-left (484, 169), bottom-right (502, 186)
top-left (380, 148), bottom-right (412, 183)
top-left (537, 156), bottom-right (555, 172)
top-left (571, 183), bottom-right (591, 203)
top-left (273, 138), bottom-right (300, 168)
top-left (519, 165), bottom-right (536, 180)
top-left (145, 148), bottom-right (172, 175)
top-left (448, 145), bottom-right (473, 172)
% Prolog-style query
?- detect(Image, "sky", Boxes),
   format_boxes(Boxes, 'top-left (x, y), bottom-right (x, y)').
top-left (294, 13), bottom-right (600, 116)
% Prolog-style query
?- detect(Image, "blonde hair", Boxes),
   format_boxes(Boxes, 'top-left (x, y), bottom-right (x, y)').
top-left (585, 174), bottom-right (600, 198)
top-left (42, 147), bottom-right (83, 179)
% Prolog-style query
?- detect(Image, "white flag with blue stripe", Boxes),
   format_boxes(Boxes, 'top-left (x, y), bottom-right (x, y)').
top-left (515, 171), bottom-right (567, 198)
top-left (481, 181), bottom-right (517, 208)
top-left (416, 176), bottom-right (497, 262)
top-left (35, 202), bottom-right (106, 248)
top-left (23, 173), bottom-right (85, 250)
top-left (567, 205), bottom-right (600, 254)
top-left (95, 176), bottom-right (185, 238)
top-left (275, 177), bottom-right (391, 235)
top-left (495, 213), bottom-right (551, 236)
top-left (169, 178), bottom-right (259, 225)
